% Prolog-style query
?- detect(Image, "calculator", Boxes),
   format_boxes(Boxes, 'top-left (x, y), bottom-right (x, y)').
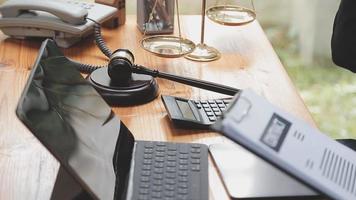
top-left (161, 95), bottom-right (232, 129)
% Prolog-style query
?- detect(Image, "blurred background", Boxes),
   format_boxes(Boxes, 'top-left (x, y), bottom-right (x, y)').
top-left (0, 0), bottom-right (354, 138)
top-left (128, 0), bottom-right (356, 139)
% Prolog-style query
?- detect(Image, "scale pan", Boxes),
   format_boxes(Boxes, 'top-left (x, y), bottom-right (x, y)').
top-left (206, 5), bottom-right (256, 26)
top-left (141, 35), bottom-right (196, 58)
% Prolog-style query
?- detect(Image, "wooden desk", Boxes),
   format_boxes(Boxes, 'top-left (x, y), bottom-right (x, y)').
top-left (0, 16), bottom-right (316, 200)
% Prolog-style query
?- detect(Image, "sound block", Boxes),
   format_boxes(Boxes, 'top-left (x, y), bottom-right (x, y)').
top-left (88, 67), bottom-right (159, 105)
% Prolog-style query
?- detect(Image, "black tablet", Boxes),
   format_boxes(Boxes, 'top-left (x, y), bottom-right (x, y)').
top-left (16, 39), bottom-right (135, 199)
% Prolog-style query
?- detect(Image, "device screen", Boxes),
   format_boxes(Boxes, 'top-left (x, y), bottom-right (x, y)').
top-left (176, 100), bottom-right (196, 120)
top-left (16, 40), bottom-right (134, 200)
top-left (261, 114), bottom-right (291, 152)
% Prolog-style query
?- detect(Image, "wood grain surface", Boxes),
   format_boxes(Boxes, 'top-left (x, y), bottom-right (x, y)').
top-left (0, 15), bottom-right (316, 200)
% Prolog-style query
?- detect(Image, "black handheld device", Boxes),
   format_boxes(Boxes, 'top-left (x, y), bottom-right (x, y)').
top-left (161, 95), bottom-right (233, 129)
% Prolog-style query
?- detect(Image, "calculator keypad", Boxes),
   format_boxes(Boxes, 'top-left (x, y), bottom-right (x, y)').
top-left (194, 98), bottom-right (231, 122)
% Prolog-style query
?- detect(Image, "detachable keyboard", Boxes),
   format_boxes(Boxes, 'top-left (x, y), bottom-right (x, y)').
top-left (130, 141), bottom-right (209, 200)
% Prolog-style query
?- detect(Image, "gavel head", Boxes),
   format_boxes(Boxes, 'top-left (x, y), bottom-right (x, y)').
top-left (108, 49), bottom-right (135, 84)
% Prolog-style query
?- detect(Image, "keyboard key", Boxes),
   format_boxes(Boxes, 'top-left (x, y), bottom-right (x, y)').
top-left (191, 165), bottom-right (201, 171)
top-left (178, 176), bottom-right (188, 182)
top-left (212, 107), bottom-right (220, 112)
top-left (141, 170), bottom-right (151, 176)
top-left (166, 173), bottom-right (176, 179)
top-left (164, 190), bottom-right (175, 197)
top-left (156, 143), bottom-right (166, 147)
top-left (217, 103), bottom-right (226, 108)
top-left (179, 159), bottom-right (188, 165)
top-left (151, 192), bottom-right (162, 198)
top-left (152, 185), bottom-right (162, 192)
top-left (208, 100), bottom-right (215, 104)
top-left (156, 152), bottom-right (165, 157)
top-left (165, 184), bottom-right (175, 190)
top-left (200, 100), bottom-right (207, 104)
top-left (166, 161), bottom-right (176, 167)
top-left (203, 107), bottom-right (212, 112)
top-left (195, 103), bottom-right (202, 109)
top-left (167, 145), bottom-right (177, 151)
top-left (191, 159), bottom-right (200, 164)
top-left (178, 165), bottom-right (188, 170)
top-left (167, 151), bottom-right (176, 156)
top-left (191, 153), bottom-right (201, 159)
top-left (144, 142), bottom-right (154, 148)
top-left (165, 179), bottom-right (176, 185)
top-left (206, 111), bottom-right (214, 116)
top-left (178, 188), bottom-right (188, 194)
top-left (154, 168), bottom-right (164, 174)
top-left (153, 179), bottom-right (163, 186)
top-left (214, 111), bottom-right (222, 116)
top-left (144, 154), bottom-right (152, 159)
top-left (178, 171), bottom-right (188, 177)
top-left (143, 159), bottom-right (152, 165)
top-left (141, 176), bottom-right (150, 182)
top-left (139, 189), bottom-right (149, 194)
top-left (140, 182), bottom-right (150, 188)
top-left (202, 104), bottom-right (209, 108)
top-left (156, 147), bottom-right (166, 152)
top-left (209, 116), bottom-right (217, 121)
top-left (179, 145), bottom-right (189, 154)
top-left (155, 157), bottom-right (165, 162)
top-left (179, 154), bottom-right (189, 159)
top-left (155, 162), bottom-right (164, 168)
top-left (142, 165), bottom-right (151, 170)
top-left (178, 182), bottom-right (188, 189)
top-left (133, 141), bottom-right (208, 200)
top-left (210, 103), bottom-right (218, 108)
top-left (220, 106), bottom-right (227, 111)
top-left (153, 174), bottom-right (164, 180)
top-left (167, 156), bottom-right (176, 161)
top-left (191, 148), bottom-right (201, 153)
top-left (166, 167), bottom-right (175, 173)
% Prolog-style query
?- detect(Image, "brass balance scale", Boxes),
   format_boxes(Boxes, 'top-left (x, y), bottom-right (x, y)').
top-left (141, 0), bottom-right (256, 61)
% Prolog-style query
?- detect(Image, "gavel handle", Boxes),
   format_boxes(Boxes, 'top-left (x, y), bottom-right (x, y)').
top-left (133, 65), bottom-right (240, 96)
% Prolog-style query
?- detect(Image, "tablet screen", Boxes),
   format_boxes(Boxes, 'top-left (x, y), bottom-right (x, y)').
top-left (16, 40), bottom-right (134, 200)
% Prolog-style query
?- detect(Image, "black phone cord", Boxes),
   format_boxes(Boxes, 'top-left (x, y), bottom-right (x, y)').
top-left (93, 22), bottom-right (113, 58)
top-left (70, 18), bottom-right (113, 74)
top-left (69, 59), bottom-right (105, 74)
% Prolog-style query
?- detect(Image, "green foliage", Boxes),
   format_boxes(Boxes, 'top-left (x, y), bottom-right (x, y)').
top-left (265, 25), bottom-right (356, 139)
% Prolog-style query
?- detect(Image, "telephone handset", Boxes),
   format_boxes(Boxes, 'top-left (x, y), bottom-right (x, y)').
top-left (0, 0), bottom-right (117, 48)
top-left (1, 0), bottom-right (88, 25)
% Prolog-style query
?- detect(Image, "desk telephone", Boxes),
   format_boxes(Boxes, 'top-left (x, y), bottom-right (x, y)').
top-left (0, 0), bottom-right (117, 47)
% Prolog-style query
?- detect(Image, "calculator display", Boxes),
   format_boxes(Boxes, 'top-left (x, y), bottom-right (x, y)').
top-left (176, 100), bottom-right (196, 120)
